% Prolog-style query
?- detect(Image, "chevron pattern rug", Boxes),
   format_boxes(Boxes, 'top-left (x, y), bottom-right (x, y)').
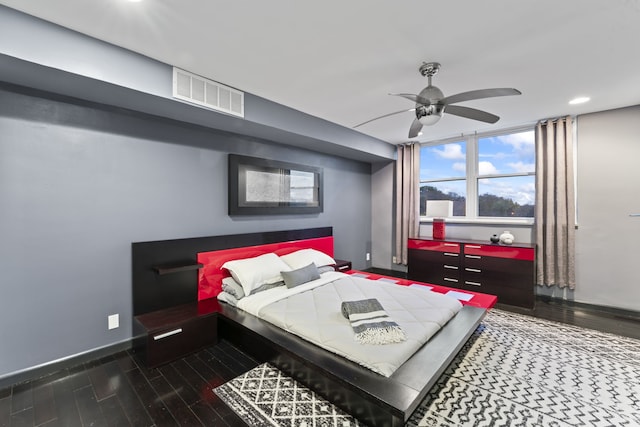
top-left (214, 309), bottom-right (640, 426)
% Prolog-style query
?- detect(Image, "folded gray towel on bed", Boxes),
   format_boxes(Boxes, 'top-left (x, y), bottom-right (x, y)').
top-left (341, 298), bottom-right (407, 345)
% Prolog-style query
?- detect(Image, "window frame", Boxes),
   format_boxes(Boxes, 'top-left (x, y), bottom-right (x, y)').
top-left (420, 125), bottom-right (536, 225)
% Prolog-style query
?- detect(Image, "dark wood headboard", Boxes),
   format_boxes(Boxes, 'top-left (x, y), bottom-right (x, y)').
top-left (131, 227), bottom-right (332, 316)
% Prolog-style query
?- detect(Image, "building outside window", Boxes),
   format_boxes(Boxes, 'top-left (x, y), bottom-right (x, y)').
top-left (420, 128), bottom-right (535, 221)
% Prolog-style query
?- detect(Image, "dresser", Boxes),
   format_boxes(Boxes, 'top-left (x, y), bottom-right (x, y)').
top-left (408, 238), bottom-right (535, 309)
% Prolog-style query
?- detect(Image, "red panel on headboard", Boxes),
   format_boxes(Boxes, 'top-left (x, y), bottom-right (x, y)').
top-left (196, 236), bottom-right (334, 300)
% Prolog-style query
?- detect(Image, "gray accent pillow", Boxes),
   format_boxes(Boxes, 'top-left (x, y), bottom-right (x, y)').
top-left (281, 263), bottom-right (321, 288)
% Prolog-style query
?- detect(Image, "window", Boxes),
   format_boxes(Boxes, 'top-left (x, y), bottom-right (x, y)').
top-left (420, 128), bottom-right (535, 221)
top-left (420, 140), bottom-right (467, 216)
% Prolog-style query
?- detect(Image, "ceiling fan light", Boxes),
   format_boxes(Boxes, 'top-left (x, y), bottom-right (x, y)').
top-left (418, 114), bottom-right (442, 126)
top-left (416, 104), bottom-right (444, 126)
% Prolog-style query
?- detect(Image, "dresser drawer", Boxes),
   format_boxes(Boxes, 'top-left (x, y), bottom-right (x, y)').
top-left (146, 314), bottom-right (217, 367)
top-left (463, 257), bottom-right (534, 286)
top-left (408, 239), bottom-right (461, 254)
top-left (408, 248), bottom-right (461, 286)
top-left (463, 243), bottom-right (534, 261)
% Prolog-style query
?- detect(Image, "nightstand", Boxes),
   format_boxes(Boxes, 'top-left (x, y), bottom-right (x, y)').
top-left (134, 300), bottom-right (220, 368)
top-left (334, 259), bottom-right (352, 272)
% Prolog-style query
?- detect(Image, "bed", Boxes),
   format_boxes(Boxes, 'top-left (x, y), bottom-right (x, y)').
top-left (132, 227), bottom-right (495, 427)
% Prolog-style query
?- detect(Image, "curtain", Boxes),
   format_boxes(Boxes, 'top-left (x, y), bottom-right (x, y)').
top-left (535, 116), bottom-right (576, 289)
top-left (394, 143), bottom-right (421, 265)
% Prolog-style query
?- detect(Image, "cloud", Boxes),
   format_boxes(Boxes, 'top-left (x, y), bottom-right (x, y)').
top-left (508, 161), bottom-right (535, 173)
top-left (501, 131), bottom-right (535, 152)
top-left (478, 161), bottom-right (499, 175)
top-left (431, 143), bottom-right (465, 160)
top-left (479, 178), bottom-right (535, 205)
top-left (452, 162), bottom-right (466, 172)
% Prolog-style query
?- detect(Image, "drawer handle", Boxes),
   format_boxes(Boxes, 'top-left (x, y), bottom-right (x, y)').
top-left (465, 245), bottom-right (482, 249)
top-left (465, 268), bottom-right (482, 273)
top-left (337, 265), bottom-right (350, 271)
top-left (444, 277), bottom-right (459, 283)
top-left (444, 253), bottom-right (459, 257)
top-left (153, 328), bottom-right (183, 341)
top-left (443, 243), bottom-right (458, 247)
top-left (444, 265), bottom-right (458, 270)
top-left (465, 255), bottom-right (481, 259)
top-left (465, 281), bottom-right (482, 286)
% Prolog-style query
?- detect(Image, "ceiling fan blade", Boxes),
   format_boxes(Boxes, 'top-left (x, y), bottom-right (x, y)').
top-left (389, 93), bottom-right (432, 106)
top-left (353, 108), bottom-right (415, 128)
top-left (408, 119), bottom-right (423, 138)
top-left (442, 88), bottom-right (521, 105)
top-left (445, 105), bottom-right (500, 124)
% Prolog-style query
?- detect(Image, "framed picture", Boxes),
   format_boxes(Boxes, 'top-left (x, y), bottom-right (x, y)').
top-left (228, 154), bottom-right (323, 215)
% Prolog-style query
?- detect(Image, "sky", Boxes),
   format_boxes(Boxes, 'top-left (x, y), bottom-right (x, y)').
top-left (420, 130), bottom-right (535, 206)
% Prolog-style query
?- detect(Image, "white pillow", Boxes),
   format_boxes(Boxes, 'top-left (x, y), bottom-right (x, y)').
top-left (280, 249), bottom-right (336, 270)
top-left (222, 253), bottom-right (291, 296)
top-left (221, 277), bottom-right (245, 299)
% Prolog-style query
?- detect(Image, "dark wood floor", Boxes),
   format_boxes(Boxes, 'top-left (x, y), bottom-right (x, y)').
top-left (2, 272), bottom-right (639, 426)
top-left (0, 340), bottom-right (259, 427)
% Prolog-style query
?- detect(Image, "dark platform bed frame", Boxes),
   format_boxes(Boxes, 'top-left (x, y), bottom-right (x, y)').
top-left (132, 227), bottom-right (486, 427)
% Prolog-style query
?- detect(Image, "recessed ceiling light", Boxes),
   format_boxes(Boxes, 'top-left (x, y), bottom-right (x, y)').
top-left (569, 96), bottom-right (590, 105)
top-left (127, 0), bottom-right (143, 2)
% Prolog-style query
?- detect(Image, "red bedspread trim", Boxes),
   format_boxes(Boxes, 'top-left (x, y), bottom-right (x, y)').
top-left (345, 270), bottom-right (497, 309)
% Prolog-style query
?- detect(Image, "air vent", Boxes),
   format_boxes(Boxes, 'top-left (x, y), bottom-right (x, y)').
top-left (172, 67), bottom-right (244, 117)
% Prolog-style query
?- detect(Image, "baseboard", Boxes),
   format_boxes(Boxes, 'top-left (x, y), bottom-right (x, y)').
top-left (539, 296), bottom-right (640, 322)
top-left (0, 339), bottom-right (133, 390)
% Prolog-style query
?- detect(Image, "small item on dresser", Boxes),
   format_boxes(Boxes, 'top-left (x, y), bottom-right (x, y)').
top-left (499, 230), bottom-right (515, 245)
top-left (432, 218), bottom-right (446, 239)
top-left (490, 234), bottom-right (500, 244)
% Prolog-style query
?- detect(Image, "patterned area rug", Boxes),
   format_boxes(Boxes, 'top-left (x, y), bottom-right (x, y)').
top-left (214, 309), bottom-right (640, 426)
top-left (214, 362), bottom-right (363, 426)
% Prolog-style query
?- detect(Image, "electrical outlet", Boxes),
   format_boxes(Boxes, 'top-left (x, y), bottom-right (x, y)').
top-left (392, 256), bottom-right (397, 264)
top-left (366, 252), bottom-right (371, 261)
top-left (108, 314), bottom-right (119, 330)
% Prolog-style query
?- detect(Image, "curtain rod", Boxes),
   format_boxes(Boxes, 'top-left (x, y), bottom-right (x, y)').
top-left (537, 115), bottom-right (574, 125)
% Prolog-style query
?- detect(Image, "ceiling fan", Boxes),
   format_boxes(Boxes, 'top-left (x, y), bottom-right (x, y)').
top-left (354, 62), bottom-right (522, 138)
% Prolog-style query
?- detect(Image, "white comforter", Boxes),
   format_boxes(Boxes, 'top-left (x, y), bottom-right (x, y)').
top-left (237, 271), bottom-right (463, 377)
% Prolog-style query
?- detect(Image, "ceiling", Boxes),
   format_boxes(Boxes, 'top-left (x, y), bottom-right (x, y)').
top-left (2, 0), bottom-right (640, 145)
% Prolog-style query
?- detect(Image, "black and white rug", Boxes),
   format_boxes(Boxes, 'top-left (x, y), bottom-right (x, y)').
top-left (214, 362), bottom-right (363, 426)
top-left (214, 309), bottom-right (640, 426)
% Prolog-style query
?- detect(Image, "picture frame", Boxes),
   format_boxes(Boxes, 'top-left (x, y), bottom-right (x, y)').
top-left (228, 154), bottom-right (323, 215)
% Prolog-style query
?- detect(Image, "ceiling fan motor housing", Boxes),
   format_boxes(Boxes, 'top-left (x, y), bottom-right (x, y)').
top-left (416, 85), bottom-right (445, 125)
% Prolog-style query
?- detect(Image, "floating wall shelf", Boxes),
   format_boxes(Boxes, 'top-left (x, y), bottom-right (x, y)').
top-left (153, 262), bottom-right (203, 276)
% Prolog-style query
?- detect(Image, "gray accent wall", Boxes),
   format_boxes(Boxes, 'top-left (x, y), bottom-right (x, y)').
top-left (0, 86), bottom-right (372, 381)
top-left (0, 5), bottom-right (395, 164)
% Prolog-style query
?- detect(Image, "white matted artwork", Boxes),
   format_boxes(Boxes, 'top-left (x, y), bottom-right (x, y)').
top-left (229, 154), bottom-right (323, 215)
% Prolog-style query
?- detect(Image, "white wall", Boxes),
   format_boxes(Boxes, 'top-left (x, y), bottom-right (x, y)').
top-left (371, 161), bottom-right (395, 269)
top-left (417, 222), bottom-right (534, 244)
top-left (573, 105), bottom-right (640, 311)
